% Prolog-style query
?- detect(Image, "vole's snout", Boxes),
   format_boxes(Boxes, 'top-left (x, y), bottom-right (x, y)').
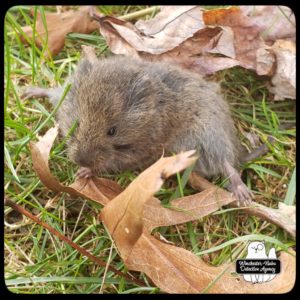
top-left (73, 150), bottom-right (94, 168)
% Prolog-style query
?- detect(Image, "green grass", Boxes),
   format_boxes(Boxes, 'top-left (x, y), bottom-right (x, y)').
top-left (4, 5), bottom-right (296, 294)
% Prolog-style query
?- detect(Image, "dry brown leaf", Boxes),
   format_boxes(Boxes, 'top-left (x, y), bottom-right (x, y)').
top-left (96, 5), bottom-right (295, 92)
top-left (255, 42), bottom-right (295, 97)
top-left (96, 6), bottom-right (206, 56)
top-left (100, 150), bottom-right (198, 260)
top-left (30, 124), bottom-right (122, 205)
top-left (99, 6), bottom-right (204, 55)
top-left (21, 6), bottom-right (99, 56)
top-left (134, 6), bottom-right (204, 53)
top-left (242, 203), bottom-right (295, 238)
top-left (268, 39), bottom-right (296, 100)
top-left (143, 173), bottom-right (295, 237)
top-left (143, 187), bottom-right (234, 231)
top-left (94, 6), bottom-right (261, 74)
top-left (100, 152), bottom-right (295, 293)
top-left (126, 231), bottom-right (295, 293)
top-left (256, 47), bottom-right (276, 76)
top-left (97, 16), bottom-right (140, 57)
top-left (94, 7), bottom-right (240, 75)
top-left (203, 6), bottom-right (266, 70)
top-left (203, 6), bottom-right (295, 99)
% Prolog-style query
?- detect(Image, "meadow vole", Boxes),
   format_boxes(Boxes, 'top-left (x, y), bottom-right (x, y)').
top-left (22, 46), bottom-right (253, 205)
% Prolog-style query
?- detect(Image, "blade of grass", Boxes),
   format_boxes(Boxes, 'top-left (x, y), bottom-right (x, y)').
top-left (196, 234), bottom-right (294, 256)
top-left (4, 144), bottom-right (21, 183)
top-left (4, 22), bottom-right (11, 115)
top-left (6, 276), bottom-right (124, 286)
top-left (284, 167), bottom-right (295, 205)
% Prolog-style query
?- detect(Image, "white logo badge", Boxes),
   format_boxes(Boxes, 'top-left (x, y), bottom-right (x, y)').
top-left (243, 241), bottom-right (277, 283)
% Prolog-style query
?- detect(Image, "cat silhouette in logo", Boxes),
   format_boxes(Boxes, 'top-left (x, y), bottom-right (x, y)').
top-left (243, 241), bottom-right (277, 283)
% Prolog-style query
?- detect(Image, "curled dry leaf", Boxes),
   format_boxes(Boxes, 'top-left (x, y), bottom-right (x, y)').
top-left (100, 151), bottom-right (295, 293)
top-left (143, 187), bottom-right (234, 231)
top-left (268, 39), bottom-right (296, 100)
top-left (98, 6), bottom-right (204, 55)
top-left (203, 6), bottom-right (266, 70)
top-left (29, 124), bottom-right (122, 205)
top-left (204, 6), bottom-right (295, 99)
top-left (94, 6), bottom-right (240, 75)
top-left (241, 202), bottom-right (295, 238)
top-left (95, 5), bottom-right (295, 99)
top-left (126, 232), bottom-right (295, 294)
top-left (20, 6), bottom-right (99, 56)
top-left (100, 150), bottom-right (198, 259)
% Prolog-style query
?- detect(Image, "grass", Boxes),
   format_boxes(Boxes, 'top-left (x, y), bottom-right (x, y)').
top-left (4, 5), bottom-right (296, 294)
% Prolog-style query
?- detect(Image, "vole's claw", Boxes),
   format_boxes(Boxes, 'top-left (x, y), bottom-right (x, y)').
top-left (76, 167), bottom-right (93, 179)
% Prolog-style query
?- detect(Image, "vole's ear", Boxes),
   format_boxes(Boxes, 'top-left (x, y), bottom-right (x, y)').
top-left (77, 45), bottom-right (98, 74)
top-left (81, 45), bottom-right (98, 62)
top-left (76, 58), bottom-right (94, 74)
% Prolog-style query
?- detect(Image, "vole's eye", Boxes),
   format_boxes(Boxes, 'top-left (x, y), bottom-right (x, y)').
top-left (107, 126), bottom-right (117, 136)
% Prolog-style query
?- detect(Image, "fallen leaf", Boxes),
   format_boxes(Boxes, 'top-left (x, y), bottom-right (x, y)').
top-left (134, 6), bottom-right (204, 53)
top-left (100, 152), bottom-right (295, 293)
top-left (93, 7), bottom-right (240, 74)
top-left (125, 231), bottom-right (295, 293)
top-left (30, 124), bottom-right (122, 205)
top-left (96, 6), bottom-right (207, 56)
top-left (189, 173), bottom-right (296, 238)
top-left (255, 46), bottom-right (276, 76)
top-left (20, 6), bottom-right (99, 56)
top-left (100, 150), bottom-right (198, 259)
top-left (143, 187), bottom-right (234, 231)
top-left (100, 6), bottom-right (204, 55)
top-left (95, 5), bottom-right (295, 99)
top-left (97, 16), bottom-right (141, 57)
top-left (203, 6), bottom-right (295, 99)
top-left (241, 202), bottom-right (296, 238)
top-left (203, 6), bottom-right (266, 70)
top-left (268, 39), bottom-right (296, 100)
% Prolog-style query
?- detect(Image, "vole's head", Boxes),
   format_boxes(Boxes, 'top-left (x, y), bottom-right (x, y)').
top-left (66, 56), bottom-right (169, 174)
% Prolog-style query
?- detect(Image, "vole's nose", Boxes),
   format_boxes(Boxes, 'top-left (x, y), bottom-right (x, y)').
top-left (74, 151), bottom-right (94, 168)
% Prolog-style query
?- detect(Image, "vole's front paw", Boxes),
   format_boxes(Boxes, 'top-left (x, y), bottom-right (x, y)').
top-left (231, 183), bottom-right (253, 207)
top-left (76, 167), bottom-right (94, 179)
